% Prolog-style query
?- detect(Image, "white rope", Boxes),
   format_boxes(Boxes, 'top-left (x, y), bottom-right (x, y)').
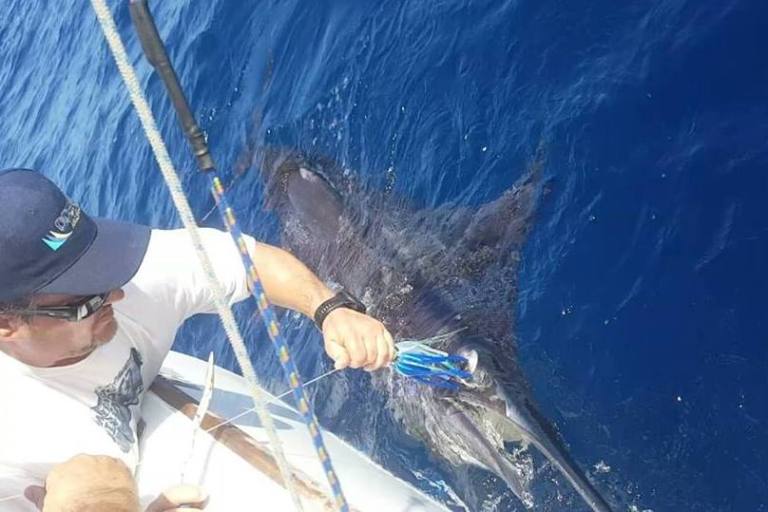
top-left (88, 2), bottom-right (304, 510)
top-left (206, 367), bottom-right (342, 433)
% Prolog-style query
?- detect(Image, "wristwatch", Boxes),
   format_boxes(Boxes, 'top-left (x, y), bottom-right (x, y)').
top-left (314, 289), bottom-right (367, 329)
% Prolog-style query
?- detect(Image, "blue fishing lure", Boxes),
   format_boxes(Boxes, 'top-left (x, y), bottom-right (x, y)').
top-left (393, 341), bottom-right (473, 391)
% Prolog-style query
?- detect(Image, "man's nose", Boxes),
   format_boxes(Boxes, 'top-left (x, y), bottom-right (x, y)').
top-left (106, 289), bottom-right (125, 304)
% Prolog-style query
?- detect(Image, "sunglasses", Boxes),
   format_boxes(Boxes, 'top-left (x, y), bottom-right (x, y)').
top-left (17, 293), bottom-right (111, 322)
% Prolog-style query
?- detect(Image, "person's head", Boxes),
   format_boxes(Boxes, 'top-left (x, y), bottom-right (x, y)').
top-left (25, 454), bottom-right (208, 512)
top-left (0, 290), bottom-right (127, 367)
top-left (26, 454), bottom-right (140, 512)
top-left (0, 169), bottom-right (150, 367)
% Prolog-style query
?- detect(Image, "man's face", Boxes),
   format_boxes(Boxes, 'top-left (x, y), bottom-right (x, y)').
top-left (0, 289), bottom-right (124, 367)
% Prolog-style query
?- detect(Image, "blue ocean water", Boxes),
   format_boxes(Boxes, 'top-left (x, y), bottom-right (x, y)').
top-left (1, 1), bottom-right (766, 510)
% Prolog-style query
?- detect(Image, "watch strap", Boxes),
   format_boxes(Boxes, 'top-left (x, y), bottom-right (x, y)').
top-left (314, 290), bottom-right (367, 329)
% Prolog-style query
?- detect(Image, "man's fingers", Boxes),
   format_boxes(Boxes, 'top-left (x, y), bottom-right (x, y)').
top-left (374, 333), bottom-right (389, 370)
top-left (369, 332), bottom-right (390, 370)
top-left (325, 338), bottom-right (350, 370)
top-left (145, 485), bottom-right (208, 512)
top-left (347, 334), bottom-right (369, 368)
top-left (385, 330), bottom-right (396, 366)
top-left (334, 351), bottom-right (350, 370)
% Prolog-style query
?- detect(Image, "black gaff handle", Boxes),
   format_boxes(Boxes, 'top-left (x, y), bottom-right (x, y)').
top-left (128, 0), bottom-right (215, 172)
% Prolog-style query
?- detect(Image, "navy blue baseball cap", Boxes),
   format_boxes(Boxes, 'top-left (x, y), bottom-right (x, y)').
top-left (0, 169), bottom-right (151, 302)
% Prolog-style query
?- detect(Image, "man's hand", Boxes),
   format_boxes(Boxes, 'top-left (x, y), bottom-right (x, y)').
top-left (26, 454), bottom-right (208, 512)
top-left (145, 485), bottom-right (208, 512)
top-left (322, 308), bottom-right (395, 371)
top-left (28, 454), bottom-right (139, 512)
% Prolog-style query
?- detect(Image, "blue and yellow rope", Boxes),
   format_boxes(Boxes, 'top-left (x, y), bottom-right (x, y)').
top-left (92, 0), bottom-right (350, 505)
top-left (209, 175), bottom-right (349, 511)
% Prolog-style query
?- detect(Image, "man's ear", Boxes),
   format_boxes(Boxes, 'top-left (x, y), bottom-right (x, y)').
top-left (0, 315), bottom-right (21, 338)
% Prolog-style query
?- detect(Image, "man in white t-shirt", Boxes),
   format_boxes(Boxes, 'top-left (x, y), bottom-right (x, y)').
top-left (0, 168), bottom-right (395, 511)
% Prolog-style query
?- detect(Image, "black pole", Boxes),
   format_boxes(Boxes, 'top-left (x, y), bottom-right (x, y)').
top-left (128, 0), bottom-right (215, 172)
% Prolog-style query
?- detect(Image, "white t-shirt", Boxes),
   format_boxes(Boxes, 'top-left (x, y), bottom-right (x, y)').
top-left (0, 228), bottom-right (254, 511)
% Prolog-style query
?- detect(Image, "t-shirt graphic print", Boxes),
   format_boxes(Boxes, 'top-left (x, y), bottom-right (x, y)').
top-left (91, 348), bottom-right (144, 452)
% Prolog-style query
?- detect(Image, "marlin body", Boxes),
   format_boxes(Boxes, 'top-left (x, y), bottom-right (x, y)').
top-left (254, 148), bottom-right (613, 512)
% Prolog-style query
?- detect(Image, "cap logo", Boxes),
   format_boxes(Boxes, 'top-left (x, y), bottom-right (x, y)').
top-left (42, 202), bottom-right (81, 251)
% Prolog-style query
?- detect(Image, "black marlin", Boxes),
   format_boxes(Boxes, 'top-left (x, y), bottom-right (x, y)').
top-left (251, 147), bottom-right (614, 511)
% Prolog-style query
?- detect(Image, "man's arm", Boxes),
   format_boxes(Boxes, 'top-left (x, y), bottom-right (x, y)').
top-left (248, 241), bottom-right (333, 318)
top-left (249, 241), bottom-right (395, 371)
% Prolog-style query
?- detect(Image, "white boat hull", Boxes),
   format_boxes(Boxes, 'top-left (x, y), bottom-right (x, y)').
top-left (137, 351), bottom-right (448, 511)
